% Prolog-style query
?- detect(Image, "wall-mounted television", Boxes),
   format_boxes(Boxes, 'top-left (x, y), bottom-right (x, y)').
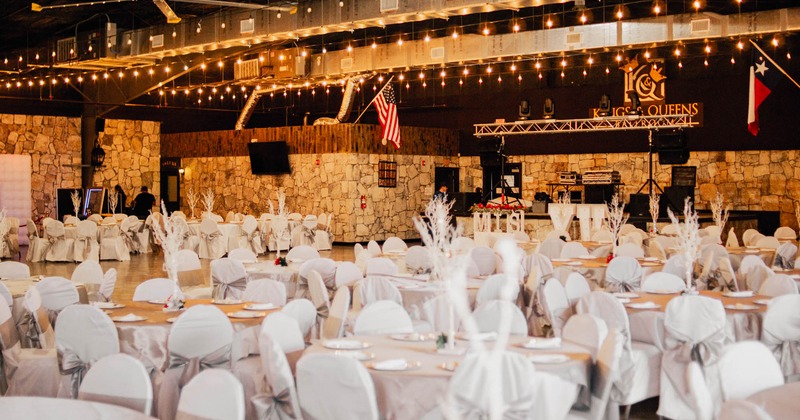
top-left (248, 141), bottom-right (291, 175)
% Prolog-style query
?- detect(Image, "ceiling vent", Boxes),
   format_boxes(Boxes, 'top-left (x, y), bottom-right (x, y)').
top-left (380, 0), bottom-right (399, 13)
top-left (691, 18), bottom-right (711, 34)
top-left (565, 32), bottom-right (582, 47)
top-left (430, 47), bottom-right (445, 60)
top-left (151, 34), bottom-right (164, 48)
top-left (340, 57), bottom-right (353, 70)
top-left (240, 18), bottom-right (255, 34)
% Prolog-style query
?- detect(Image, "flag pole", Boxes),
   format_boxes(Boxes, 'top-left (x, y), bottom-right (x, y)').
top-left (749, 39), bottom-right (800, 89)
top-left (352, 76), bottom-right (394, 124)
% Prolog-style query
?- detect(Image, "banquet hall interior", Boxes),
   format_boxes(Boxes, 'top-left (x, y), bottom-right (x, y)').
top-left (2, 0), bottom-right (800, 419)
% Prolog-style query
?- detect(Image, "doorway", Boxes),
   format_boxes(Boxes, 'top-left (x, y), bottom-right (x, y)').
top-left (160, 158), bottom-right (181, 214)
top-left (434, 167), bottom-right (459, 193)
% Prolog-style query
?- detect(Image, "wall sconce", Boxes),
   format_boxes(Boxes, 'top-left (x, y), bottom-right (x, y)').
top-left (91, 139), bottom-right (106, 167)
top-left (178, 168), bottom-right (185, 175)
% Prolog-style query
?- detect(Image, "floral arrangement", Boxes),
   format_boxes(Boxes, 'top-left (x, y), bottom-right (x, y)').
top-left (274, 256), bottom-right (287, 266)
top-left (469, 202), bottom-right (526, 214)
top-left (150, 201), bottom-right (186, 311)
top-left (70, 190), bottom-right (81, 219)
top-left (606, 194), bottom-right (629, 256)
top-left (710, 192), bottom-right (730, 231)
top-left (186, 187), bottom-right (199, 219)
top-left (668, 197), bottom-right (702, 293)
top-left (649, 193), bottom-right (660, 234)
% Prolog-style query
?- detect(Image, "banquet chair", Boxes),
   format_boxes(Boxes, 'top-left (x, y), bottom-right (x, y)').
top-left (366, 240), bottom-right (382, 257)
top-left (475, 273), bottom-right (519, 306)
top-left (761, 294), bottom-right (800, 379)
top-left (657, 295), bottom-right (727, 419)
top-left (773, 242), bottom-right (797, 270)
top-left (99, 225), bottom-right (130, 262)
top-left (717, 399), bottom-right (775, 420)
top-left (420, 293), bottom-right (462, 334)
top-left (120, 215), bottom-right (143, 254)
top-left (646, 239), bottom-right (667, 261)
top-left (290, 217), bottom-right (317, 248)
top-left (743, 265), bottom-right (775, 293)
top-left (660, 224), bottom-right (678, 236)
top-left (0, 260), bottom-right (30, 278)
top-left (774, 226), bottom-right (797, 240)
top-left (17, 287), bottom-right (55, 350)
top-left (453, 236), bottom-right (475, 252)
top-left (718, 341), bottom-right (784, 401)
top-left (63, 215), bottom-right (79, 225)
top-left (562, 314), bottom-right (609, 360)
top-left (228, 247), bottom-right (257, 263)
top-left (576, 292), bottom-right (662, 416)
top-left (591, 229), bottom-right (615, 242)
top-left (26, 219), bottom-right (48, 263)
top-left (55, 305), bottom-right (120, 398)
top-left (405, 245), bottom-right (431, 275)
top-left (317, 212), bottom-right (327, 229)
top-left (286, 245), bottom-right (320, 262)
top-left (365, 257), bottom-right (398, 276)
top-left (353, 300), bottom-right (413, 335)
top-left (354, 276), bottom-right (403, 310)
top-left (641, 272), bottom-right (686, 294)
top-left (538, 237), bottom-right (565, 260)
top-left (243, 279), bottom-right (287, 307)
top-left (72, 220), bottom-right (99, 262)
top-left (237, 215), bottom-right (264, 255)
top-left (470, 246), bottom-right (497, 276)
top-left (620, 232), bottom-right (645, 248)
top-left (282, 299), bottom-right (317, 340)
top-left (97, 268), bottom-right (117, 302)
top-left (725, 227), bottom-right (740, 248)
top-left (307, 270), bottom-right (331, 337)
top-left (614, 242), bottom-right (645, 259)
top-left (742, 229), bottom-right (761, 247)
top-left (113, 213), bottom-right (126, 223)
top-left (176, 369), bottom-right (245, 420)
top-left (198, 218), bottom-right (226, 259)
top-left (71, 260), bottom-right (104, 300)
top-left (564, 272), bottom-right (591, 308)
top-left (86, 214), bottom-right (102, 223)
top-left (755, 235), bottom-right (781, 250)
top-left (0, 282), bottom-right (11, 307)
top-left (704, 225), bottom-right (722, 244)
top-left (738, 254), bottom-right (768, 279)
top-left (36, 277), bottom-right (81, 325)
top-left (560, 242), bottom-right (590, 259)
top-left (225, 211), bottom-right (236, 223)
top-left (353, 243), bottom-right (364, 259)
top-left (466, 259), bottom-right (481, 278)
top-left (2, 217), bottom-right (20, 259)
top-left (158, 305), bottom-right (235, 420)
top-left (211, 258), bottom-right (248, 300)
top-left (314, 213), bottom-right (333, 251)
top-left (0, 293), bottom-right (59, 397)
top-left (541, 278), bottom-right (572, 337)
top-left (469, 300), bottom-right (528, 336)
top-left (172, 217), bottom-right (199, 253)
top-left (252, 329), bottom-right (302, 420)
top-left (132, 278), bottom-right (177, 302)
top-left (261, 312), bottom-right (306, 356)
top-left (175, 250), bottom-right (209, 299)
top-left (566, 329), bottom-right (625, 420)
top-left (717, 258), bottom-right (739, 292)
top-left (287, 213), bottom-right (302, 222)
top-left (44, 220), bottom-right (75, 262)
top-left (382, 236), bottom-right (408, 253)
top-left (171, 210), bottom-right (186, 219)
top-left (78, 353), bottom-right (152, 414)
top-left (322, 287), bottom-right (350, 340)
top-left (334, 261), bottom-right (363, 289)
top-left (297, 353), bottom-right (379, 420)
top-left (758, 274), bottom-right (799, 297)
top-left (686, 362), bottom-right (714, 420)
top-left (298, 258), bottom-right (336, 298)
top-left (604, 256), bottom-right (643, 293)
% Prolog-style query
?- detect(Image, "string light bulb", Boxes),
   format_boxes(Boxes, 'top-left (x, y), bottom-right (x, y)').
top-left (513, 23), bottom-right (520, 32)
top-left (451, 30), bottom-right (459, 39)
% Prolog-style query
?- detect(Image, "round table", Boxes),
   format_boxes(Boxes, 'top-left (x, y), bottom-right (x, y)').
top-left (243, 262), bottom-right (300, 297)
top-left (745, 382), bottom-right (800, 418)
top-left (0, 396), bottom-right (155, 419)
top-left (551, 256), bottom-right (664, 289)
top-left (384, 274), bottom-right (482, 322)
top-left (303, 334), bottom-right (592, 420)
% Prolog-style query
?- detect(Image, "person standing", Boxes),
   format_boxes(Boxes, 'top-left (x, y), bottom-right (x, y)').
top-left (131, 186), bottom-right (156, 219)
top-left (114, 185), bottom-right (128, 214)
top-left (433, 184), bottom-right (448, 201)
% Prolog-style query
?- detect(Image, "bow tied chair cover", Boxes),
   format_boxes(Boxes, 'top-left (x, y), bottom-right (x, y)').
top-left (333, 261), bottom-right (363, 290)
top-left (44, 220), bottom-right (75, 262)
top-left (604, 256), bottom-right (643, 293)
top-left (641, 272), bottom-right (687, 294)
top-left (297, 258), bottom-right (336, 299)
top-left (198, 218), bottom-right (226, 259)
top-left (657, 295), bottom-right (727, 420)
top-left (313, 214), bottom-right (333, 251)
top-left (211, 258), bottom-right (249, 301)
top-left (71, 260), bottom-right (104, 301)
top-left (353, 300), bottom-right (413, 335)
top-left (541, 278), bottom-right (572, 337)
top-left (761, 294), bottom-right (800, 379)
top-left (99, 225), bottom-right (131, 261)
top-left (322, 287), bottom-right (350, 340)
top-left (268, 216), bottom-right (291, 252)
top-left (469, 300), bottom-right (528, 336)
top-left (176, 369), bottom-right (246, 420)
top-left (404, 245), bottom-right (431, 275)
top-left (290, 215), bottom-right (317, 248)
top-left (36, 276), bottom-right (82, 326)
top-left (281, 299), bottom-right (317, 341)
top-left (239, 215), bottom-right (264, 255)
top-left (568, 328), bottom-right (626, 420)
top-left (306, 270), bottom-right (330, 338)
top-left (470, 246), bottom-right (497, 277)
top-left (773, 242), bottom-right (798, 270)
top-left (158, 305), bottom-right (234, 420)
top-left (243, 279), bottom-right (287, 307)
top-left (16, 287), bottom-right (55, 350)
top-left (252, 330), bottom-right (302, 420)
top-left (0, 260), bottom-right (30, 279)
top-left (26, 218), bottom-right (48, 262)
top-left (72, 220), bottom-right (99, 262)
top-left (297, 353), bottom-right (379, 420)
top-left (55, 305), bottom-right (120, 399)
top-left (120, 216), bottom-right (143, 254)
top-left (717, 341), bottom-right (784, 402)
top-left (561, 314), bottom-right (609, 361)
top-left (354, 276), bottom-right (403, 311)
top-left (172, 217), bottom-right (199, 253)
top-left (475, 274), bottom-right (520, 307)
top-left (1, 216), bottom-right (20, 259)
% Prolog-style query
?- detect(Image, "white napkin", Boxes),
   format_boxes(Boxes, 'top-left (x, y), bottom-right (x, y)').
top-left (324, 339), bottom-right (362, 349)
top-left (374, 359), bottom-right (407, 370)
top-left (246, 303), bottom-right (275, 310)
top-left (117, 313), bottom-right (141, 321)
top-left (723, 291), bottom-right (754, 298)
top-left (524, 337), bottom-right (561, 349)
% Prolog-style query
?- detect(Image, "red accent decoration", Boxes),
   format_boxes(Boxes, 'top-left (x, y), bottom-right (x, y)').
top-left (606, 254), bottom-right (614, 263)
top-left (361, 195), bottom-right (366, 209)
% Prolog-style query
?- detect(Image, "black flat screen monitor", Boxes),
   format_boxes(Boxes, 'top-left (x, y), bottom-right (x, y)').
top-left (248, 141), bottom-right (291, 175)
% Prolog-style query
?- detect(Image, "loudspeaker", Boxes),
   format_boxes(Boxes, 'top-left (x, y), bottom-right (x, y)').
top-left (480, 152), bottom-right (506, 167)
top-left (657, 131), bottom-right (689, 164)
top-left (628, 193), bottom-right (650, 217)
top-left (584, 185), bottom-right (614, 204)
top-left (664, 186), bottom-right (694, 214)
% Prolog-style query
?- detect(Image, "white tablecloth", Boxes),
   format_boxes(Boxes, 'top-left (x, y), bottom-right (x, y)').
top-left (0, 396), bottom-right (155, 419)
top-left (243, 262), bottom-right (300, 298)
top-left (386, 274), bottom-right (482, 321)
top-left (186, 221), bottom-right (241, 253)
top-left (745, 382), bottom-right (800, 419)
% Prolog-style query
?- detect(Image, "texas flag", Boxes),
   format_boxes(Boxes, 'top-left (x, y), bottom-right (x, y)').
top-left (748, 54), bottom-right (786, 136)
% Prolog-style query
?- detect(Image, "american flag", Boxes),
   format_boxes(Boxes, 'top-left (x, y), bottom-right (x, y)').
top-left (373, 82), bottom-right (400, 149)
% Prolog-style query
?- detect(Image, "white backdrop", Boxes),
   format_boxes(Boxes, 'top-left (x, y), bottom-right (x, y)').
top-left (0, 154), bottom-right (32, 246)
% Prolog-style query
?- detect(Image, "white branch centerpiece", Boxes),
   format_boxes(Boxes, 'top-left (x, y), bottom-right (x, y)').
top-left (70, 190), bottom-right (81, 219)
top-left (150, 201), bottom-right (186, 311)
top-left (108, 190), bottom-right (119, 215)
top-left (649, 193), bottom-right (660, 235)
top-left (710, 192), bottom-right (730, 232)
top-left (667, 198), bottom-right (702, 293)
top-left (270, 190), bottom-right (290, 258)
top-left (201, 188), bottom-right (215, 217)
top-left (606, 194), bottom-right (629, 256)
top-left (185, 187), bottom-right (199, 219)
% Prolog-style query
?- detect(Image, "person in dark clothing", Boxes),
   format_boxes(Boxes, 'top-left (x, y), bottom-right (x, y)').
top-left (433, 184), bottom-right (448, 201)
top-left (114, 185), bottom-right (128, 214)
top-left (131, 186), bottom-right (156, 219)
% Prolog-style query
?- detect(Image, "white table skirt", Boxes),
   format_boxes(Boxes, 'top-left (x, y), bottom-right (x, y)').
top-left (186, 221), bottom-right (241, 253)
top-left (243, 262), bottom-right (300, 297)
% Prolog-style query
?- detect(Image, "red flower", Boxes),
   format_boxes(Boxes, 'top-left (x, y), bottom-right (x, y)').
top-left (606, 254), bottom-right (614, 264)
top-left (477, 203), bottom-right (484, 209)
top-left (275, 257), bottom-right (281, 265)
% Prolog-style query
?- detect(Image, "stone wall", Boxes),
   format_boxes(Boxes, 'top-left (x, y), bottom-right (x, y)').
top-left (0, 114), bottom-right (82, 218)
top-left (181, 153), bottom-right (454, 242)
top-left (93, 119), bottom-right (162, 207)
top-left (460, 150), bottom-right (800, 230)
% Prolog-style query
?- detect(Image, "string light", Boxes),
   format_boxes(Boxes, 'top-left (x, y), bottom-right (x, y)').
top-left (451, 30), bottom-right (458, 39)
top-left (513, 23), bottom-right (520, 32)
top-left (424, 34), bottom-right (431, 42)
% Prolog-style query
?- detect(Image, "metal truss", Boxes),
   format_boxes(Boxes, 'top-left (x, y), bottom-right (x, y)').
top-left (474, 114), bottom-right (698, 137)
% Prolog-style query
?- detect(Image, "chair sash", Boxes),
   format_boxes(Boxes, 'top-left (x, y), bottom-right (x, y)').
top-left (76, 236), bottom-right (93, 260)
top-left (246, 230), bottom-right (261, 254)
top-left (0, 317), bottom-right (21, 392)
top-left (316, 303), bottom-right (329, 320)
top-left (663, 328), bottom-right (726, 404)
top-left (762, 326), bottom-right (800, 377)
top-left (453, 394), bottom-right (531, 420)
top-left (302, 226), bottom-right (316, 245)
top-left (43, 233), bottom-right (64, 257)
top-left (120, 228), bottom-right (139, 253)
top-left (58, 347), bottom-right (90, 398)
top-left (213, 276), bottom-right (248, 300)
top-left (4, 235), bottom-right (14, 256)
top-left (201, 231), bottom-right (222, 252)
top-left (16, 310), bottom-right (43, 349)
top-left (604, 277), bottom-right (637, 293)
top-left (167, 343), bottom-right (231, 390)
top-left (295, 276), bottom-right (308, 300)
top-left (774, 254), bottom-right (794, 270)
top-left (252, 386), bottom-right (297, 419)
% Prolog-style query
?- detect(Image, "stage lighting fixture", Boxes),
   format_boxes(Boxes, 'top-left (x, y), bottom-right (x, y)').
top-left (598, 94), bottom-right (612, 116)
top-left (626, 90), bottom-right (642, 115)
top-left (543, 98), bottom-right (555, 119)
top-left (518, 99), bottom-right (531, 120)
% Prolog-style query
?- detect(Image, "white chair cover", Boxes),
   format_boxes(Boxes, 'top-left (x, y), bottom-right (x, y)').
top-left (211, 258), bottom-right (248, 300)
top-left (564, 272), bottom-right (591, 307)
top-left (761, 294), bottom-right (800, 378)
top-left (591, 229), bottom-right (615, 242)
top-left (99, 225), bottom-right (130, 262)
top-left (686, 362), bottom-right (714, 420)
top-left (96, 268), bottom-right (117, 303)
top-left (297, 354), bottom-right (378, 420)
top-left (228, 247), bottom-right (258, 263)
top-left (251, 330), bottom-right (302, 420)
top-left (647, 239), bottom-right (667, 260)
top-left (172, 217), bottom-right (199, 253)
top-left (198, 219), bottom-right (226, 259)
top-left (44, 220), bottom-right (75, 262)
top-left (36, 277), bottom-right (81, 324)
top-left (774, 226), bottom-right (797, 240)
top-left (72, 220), bottom-right (99, 262)
top-left (758, 274), bottom-right (799, 297)
top-left (334, 261), bottom-right (363, 289)
top-left (307, 270), bottom-right (331, 335)
top-left (470, 246), bottom-right (497, 276)
top-left (641, 272), bottom-right (687, 294)
top-left (225, 211), bottom-right (236, 223)
top-left (0, 282), bottom-right (11, 307)
top-left (356, 277), bottom-right (403, 309)
top-left (86, 214), bottom-right (102, 223)
top-left (18, 287), bottom-right (55, 350)
top-left (453, 236), bottom-right (475, 252)
top-left (261, 312), bottom-right (305, 355)
top-left (1, 217), bottom-right (20, 259)
top-left (404, 245), bottom-right (431, 274)
top-left (568, 328), bottom-right (625, 420)
top-left (725, 227), bottom-right (740, 248)
top-left (171, 211), bottom-right (186, 219)
top-left (132, 278), bottom-right (177, 302)
top-left (382, 236), bottom-right (408, 253)
top-left (562, 313), bottom-right (609, 360)
top-left (614, 242), bottom-right (645, 258)
top-left (26, 218), bottom-right (48, 263)
top-left (773, 242), bottom-right (797, 270)
top-left (755, 236), bottom-right (781, 250)
top-left (78, 353), bottom-right (153, 415)
top-left (560, 242), bottom-right (590, 258)
top-left (718, 341), bottom-right (784, 401)
top-left (475, 274), bottom-right (519, 306)
top-left (242, 279), bottom-right (287, 307)
top-left (718, 399), bottom-right (775, 420)
top-left (120, 216), bottom-right (143, 254)
top-left (604, 256), bottom-right (643, 293)
top-left (366, 240), bottom-right (382, 257)
top-left (71, 260), bottom-right (103, 285)
top-left (742, 229), bottom-right (763, 247)
top-left (238, 215), bottom-right (264, 255)
top-left (469, 300), bottom-right (528, 335)
top-left (537, 238), bottom-right (565, 260)
top-left (322, 287), bottom-right (350, 340)
top-left (0, 261), bottom-right (30, 279)
top-left (353, 243), bottom-right (364, 259)
top-left (354, 300), bottom-right (413, 335)
top-left (298, 258), bottom-right (337, 297)
top-left (55, 305), bottom-right (120, 398)
top-left (281, 299), bottom-right (317, 340)
top-left (176, 369), bottom-right (245, 420)
top-left (285, 245), bottom-right (320, 262)
top-left (421, 294), bottom-right (461, 334)
top-left (658, 295), bottom-right (727, 419)
top-left (365, 257), bottom-right (398, 276)
top-left (717, 258), bottom-right (738, 292)
top-left (158, 305), bottom-right (234, 420)
top-left (744, 265), bottom-right (775, 292)
top-left (290, 219), bottom-right (316, 248)
top-left (541, 278), bottom-right (572, 337)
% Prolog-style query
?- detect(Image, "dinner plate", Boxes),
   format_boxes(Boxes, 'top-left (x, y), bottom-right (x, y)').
top-left (244, 303), bottom-right (276, 311)
top-left (394, 283), bottom-right (425, 290)
top-left (613, 292), bottom-right (639, 299)
top-left (212, 299), bottom-right (243, 305)
top-left (111, 314), bottom-right (147, 322)
top-left (647, 289), bottom-right (681, 295)
top-left (148, 300), bottom-right (166, 305)
top-left (722, 291), bottom-right (755, 298)
top-left (744, 249), bottom-right (760, 254)
top-left (367, 360), bottom-right (421, 371)
top-left (626, 302), bottom-right (660, 309)
top-left (724, 304), bottom-right (759, 311)
top-left (520, 338), bottom-right (561, 349)
top-left (528, 354), bottom-right (570, 364)
top-left (389, 333), bottom-right (435, 342)
top-left (437, 361), bottom-right (460, 372)
top-left (550, 258), bottom-right (570, 262)
top-left (323, 339), bottom-right (371, 350)
top-left (565, 261), bottom-right (583, 266)
top-left (91, 301), bottom-right (125, 309)
top-left (576, 255), bottom-right (597, 260)
top-left (227, 311), bottom-right (266, 319)
top-left (333, 350), bottom-right (374, 361)
top-left (753, 299), bottom-right (772, 306)
top-left (641, 262), bottom-right (661, 267)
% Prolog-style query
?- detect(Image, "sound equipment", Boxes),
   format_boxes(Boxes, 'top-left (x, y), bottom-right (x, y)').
top-left (664, 186), bottom-right (694, 214)
top-left (671, 166), bottom-right (697, 187)
top-left (657, 131), bottom-right (689, 165)
top-left (628, 193), bottom-right (651, 217)
top-left (449, 192), bottom-right (482, 214)
top-left (598, 94), bottom-right (611, 116)
top-left (479, 152), bottom-right (506, 167)
top-left (557, 191), bottom-right (582, 203)
top-left (518, 100), bottom-right (531, 120)
top-left (543, 98), bottom-right (555, 119)
top-left (584, 185), bottom-right (615, 204)
top-left (582, 169), bottom-right (621, 185)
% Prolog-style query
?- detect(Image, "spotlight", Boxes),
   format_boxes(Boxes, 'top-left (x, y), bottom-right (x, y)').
top-left (518, 99), bottom-right (531, 120)
top-left (543, 98), bottom-right (555, 119)
top-left (598, 94), bottom-right (612, 117)
top-left (626, 90), bottom-right (642, 115)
